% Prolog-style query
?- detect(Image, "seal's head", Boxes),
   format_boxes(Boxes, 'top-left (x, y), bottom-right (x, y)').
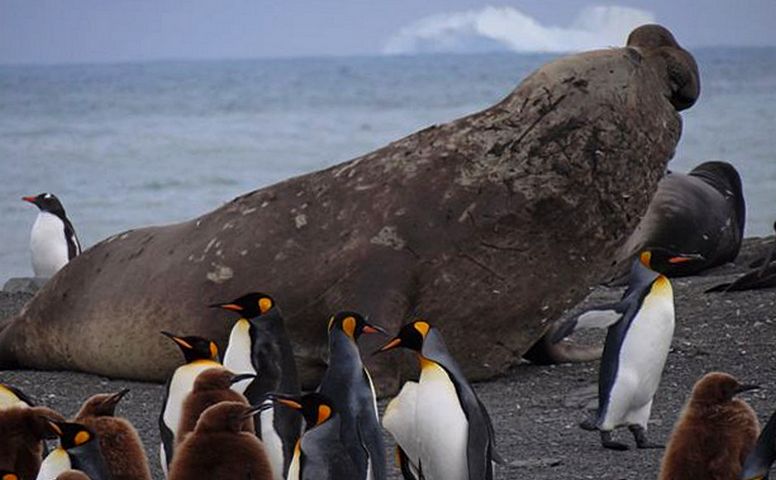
top-left (627, 24), bottom-right (700, 111)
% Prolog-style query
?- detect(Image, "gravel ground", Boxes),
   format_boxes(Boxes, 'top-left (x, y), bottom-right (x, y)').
top-left (2, 237), bottom-right (775, 480)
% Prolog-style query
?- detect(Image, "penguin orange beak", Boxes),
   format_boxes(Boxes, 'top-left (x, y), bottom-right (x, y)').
top-left (267, 393), bottom-right (303, 411)
top-left (160, 331), bottom-right (192, 349)
top-left (22, 196), bottom-right (36, 204)
top-left (374, 337), bottom-right (402, 354)
top-left (362, 323), bottom-right (388, 335)
top-left (209, 303), bottom-right (244, 312)
top-left (668, 253), bottom-right (705, 264)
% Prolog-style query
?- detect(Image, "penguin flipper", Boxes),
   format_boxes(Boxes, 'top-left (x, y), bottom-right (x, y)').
top-left (549, 303), bottom-right (625, 343)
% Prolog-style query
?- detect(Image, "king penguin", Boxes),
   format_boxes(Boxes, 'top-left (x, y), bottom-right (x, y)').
top-left (177, 368), bottom-right (256, 440)
top-left (0, 382), bottom-right (34, 410)
top-left (551, 250), bottom-right (690, 450)
top-left (211, 292), bottom-right (301, 480)
top-left (272, 393), bottom-right (359, 480)
top-left (74, 389), bottom-right (152, 480)
top-left (740, 404), bottom-right (776, 479)
top-left (318, 311), bottom-right (387, 480)
top-left (38, 421), bottom-right (109, 480)
top-left (158, 331), bottom-right (221, 476)
top-left (22, 193), bottom-right (81, 278)
top-left (169, 401), bottom-right (273, 480)
top-left (376, 319), bottom-right (501, 480)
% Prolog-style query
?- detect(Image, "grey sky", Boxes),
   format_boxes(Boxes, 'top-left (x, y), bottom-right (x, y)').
top-left (1, 0), bottom-right (775, 64)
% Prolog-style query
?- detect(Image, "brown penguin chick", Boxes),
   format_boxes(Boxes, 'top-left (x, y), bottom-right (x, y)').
top-left (169, 401), bottom-right (273, 480)
top-left (659, 372), bottom-right (760, 480)
top-left (0, 406), bottom-right (64, 480)
top-left (73, 389), bottom-right (152, 480)
top-left (176, 368), bottom-right (256, 444)
top-left (56, 470), bottom-right (91, 480)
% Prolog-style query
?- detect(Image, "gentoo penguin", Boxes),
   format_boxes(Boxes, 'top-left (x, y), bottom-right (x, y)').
top-left (551, 251), bottom-right (687, 450)
top-left (56, 471), bottom-right (91, 480)
top-left (272, 393), bottom-right (359, 480)
top-left (22, 193), bottom-right (81, 278)
top-left (741, 405), bottom-right (776, 480)
top-left (0, 383), bottom-right (34, 410)
top-left (158, 331), bottom-right (221, 475)
top-left (73, 389), bottom-right (152, 480)
top-left (659, 372), bottom-right (760, 480)
top-left (0, 405), bottom-right (63, 480)
top-left (318, 311), bottom-right (386, 480)
top-left (177, 368), bottom-right (256, 441)
top-left (211, 292), bottom-right (301, 479)
top-left (39, 421), bottom-right (109, 480)
top-left (168, 401), bottom-right (273, 480)
top-left (376, 320), bottom-right (501, 480)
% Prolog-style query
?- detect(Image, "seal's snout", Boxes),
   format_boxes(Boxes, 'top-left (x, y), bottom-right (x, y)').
top-left (626, 24), bottom-right (700, 112)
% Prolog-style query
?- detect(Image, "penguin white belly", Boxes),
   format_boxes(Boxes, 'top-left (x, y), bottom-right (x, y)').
top-left (417, 363), bottom-right (469, 480)
top-left (164, 360), bottom-right (221, 438)
top-left (224, 320), bottom-right (256, 395)
top-left (260, 406), bottom-right (286, 480)
top-left (604, 287), bottom-right (674, 428)
top-left (287, 441), bottom-right (301, 480)
top-left (36, 447), bottom-right (72, 480)
top-left (383, 381), bottom-right (420, 472)
top-left (30, 212), bottom-right (69, 277)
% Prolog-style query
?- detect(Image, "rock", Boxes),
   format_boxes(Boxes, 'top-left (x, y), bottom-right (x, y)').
top-left (2, 277), bottom-right (48, 294)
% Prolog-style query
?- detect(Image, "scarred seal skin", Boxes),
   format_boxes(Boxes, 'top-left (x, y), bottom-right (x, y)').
top-left (0, 25), bottom-right (699, 394)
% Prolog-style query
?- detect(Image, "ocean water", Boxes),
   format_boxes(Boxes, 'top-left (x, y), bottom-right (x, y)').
top-left (1, 49), bottom-right (774, 283)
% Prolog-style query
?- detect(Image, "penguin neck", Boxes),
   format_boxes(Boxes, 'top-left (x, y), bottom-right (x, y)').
top-left (69, 442), bottom-right (110, 480)
top-left (327, 329), bottom-right (363, 369)
top-left (248, 310), bottom-right (286, 336)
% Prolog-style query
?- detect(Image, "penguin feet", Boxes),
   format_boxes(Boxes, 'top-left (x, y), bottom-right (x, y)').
top-left (579, 417), bottom-right (598, 431)
top-left (628, 425), bottom-right (664, 449)
top-left (599, 431), bottom-right (629, 451)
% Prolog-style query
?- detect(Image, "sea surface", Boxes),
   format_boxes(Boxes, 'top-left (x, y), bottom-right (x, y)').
top-left (1, 49), bottom-right (774, 283)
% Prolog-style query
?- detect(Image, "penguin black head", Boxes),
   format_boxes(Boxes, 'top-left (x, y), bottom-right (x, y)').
top-left (210, 292), bottom-right (276, 319)
top-left (0, 471), bottom-right (18, 480)
top-left (193, 368), bottom-right (256, 392)
top-left (639, 249), bottom-right (705, 273)
top-left (195, 401), bottom-right (268, 434)
top-left (161, 331), bottom-right (219, 363)
top-left (328, 311), bottom-right (386, 341)
top-left (690, 372), bottom-right (759, 407)
top-left (271, 393), bottom-right (334, 431)
top-left (76, 389), bottom-right (129, 418)
top-left (375, 320), bottom-right (431, 354)
top-left (47, 420), bottom-right (97, 451)
top-left (22, 193), bottom-right (67, 216)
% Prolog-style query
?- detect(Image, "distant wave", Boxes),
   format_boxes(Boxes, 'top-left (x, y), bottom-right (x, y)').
top-left (383, 5), bottom-right (656, 55)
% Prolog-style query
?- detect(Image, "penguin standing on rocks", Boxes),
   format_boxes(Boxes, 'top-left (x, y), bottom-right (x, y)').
top-left (318, 311), bottom-right (387, 480)
top-left (22, 193), bottom-right (81, 278)
top-left (659, 372), bottom-right (760, 479)
top-left (272, 393), bottom-right (359, 480)
top-left (377, 320), bottom-right (501, 480)
top-left (168, 401), bottom-right (273, 480)
top-left (741, 405), bottom-right (776, 479)
top-left (158, 332), bottom-right (221, 475)
top-left (177, 368), bottom-right (256, 440)
top-left (211, 292), bottom-right (301, 479)
top-left (73, 389), bottom-right (152, 480)
top-left (0, 406), bottom-right (63, 480)
top-left (551, 251), bottom-right (688, 450)
top-left (38, 421), bottom-right (109, 480)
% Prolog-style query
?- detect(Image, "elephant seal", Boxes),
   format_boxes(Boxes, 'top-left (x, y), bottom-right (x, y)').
top-left (612, 161), bottom-right (745, 279)
top-left (0, 25), bottom-right (700, 393)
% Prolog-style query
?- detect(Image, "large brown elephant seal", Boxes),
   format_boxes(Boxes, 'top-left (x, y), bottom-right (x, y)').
top-left (0, 25), bottom-right (699, 393)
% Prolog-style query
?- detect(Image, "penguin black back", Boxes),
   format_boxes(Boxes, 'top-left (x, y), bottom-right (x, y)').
top-left (318, 311), bottom-right (386, 480)
top-left (659, 372), bottom-right (760, 480)
top-left (74, 390), bottom-right (152, 480)
top-left (741, 405), bottom-right (776, 479)
top-left (168, 401), bottom-right (273, 480)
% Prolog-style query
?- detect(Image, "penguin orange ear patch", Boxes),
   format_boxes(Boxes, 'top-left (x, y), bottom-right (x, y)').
top-left (2, 474), bottom-right (18, 480)
top-left (342, 316), bottom-right (357, 337)
top-left (258, 297), bottom-right (273, 314)
top-left (209, 342), bottom-right (219, 360)
top-left (413, 321), bottom-right (430, 337)
top-left (639, 251), bottom-right (652, 267)
top-left (316, 404), bottom-right (332, 425)
top-left (74, 430), bottom-right (91, 446)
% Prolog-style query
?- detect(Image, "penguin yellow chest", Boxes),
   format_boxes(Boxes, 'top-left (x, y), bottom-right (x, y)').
top-left (36, 447), bottom-right (72, 480)
top-left (417, 360), bottom-right (469, 480)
